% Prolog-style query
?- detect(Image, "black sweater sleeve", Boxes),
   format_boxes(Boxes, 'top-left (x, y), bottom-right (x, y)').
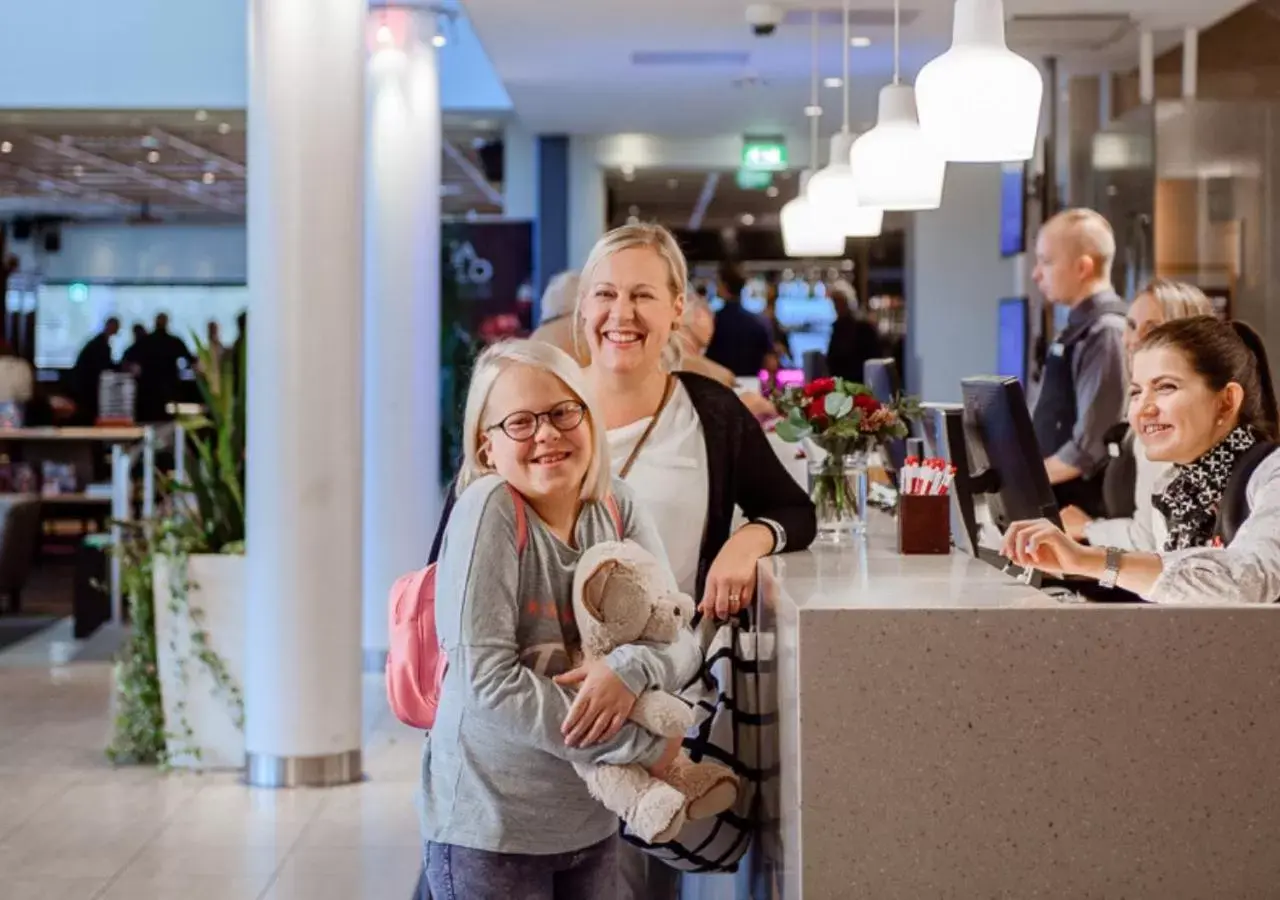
top-left (728, 393), bottom-right (817, 553)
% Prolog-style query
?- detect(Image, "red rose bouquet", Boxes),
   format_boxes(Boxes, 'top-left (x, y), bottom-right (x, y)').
top-left (772, 377), bottom-right (919, 541)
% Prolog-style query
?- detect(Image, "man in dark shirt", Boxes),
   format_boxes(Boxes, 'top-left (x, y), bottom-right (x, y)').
top-left (706, 265), bottom-right (775, 378)
top-left (134, 312), bottom-right (194, 422)
top-left (1030, 208), bottom-right (1128, 516)
top-left (825, 283), bottom-right (883, 383)
top-left (71, 317), bottom-right (120, 425)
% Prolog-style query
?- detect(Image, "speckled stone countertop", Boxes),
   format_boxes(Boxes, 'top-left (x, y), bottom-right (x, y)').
top-left (755, 514), bottom-right (1280, 900)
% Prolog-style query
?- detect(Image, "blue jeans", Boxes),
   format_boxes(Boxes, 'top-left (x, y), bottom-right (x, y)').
top-left (424, 835), bottom-right (619, 900)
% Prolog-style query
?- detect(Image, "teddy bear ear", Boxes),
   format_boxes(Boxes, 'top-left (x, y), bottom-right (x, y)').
top-left (579, 559), bottom-right (618, 621)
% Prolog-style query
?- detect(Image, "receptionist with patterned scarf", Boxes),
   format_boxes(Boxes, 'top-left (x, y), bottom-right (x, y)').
top-left (1001, 316), bottom-right (1280, 605)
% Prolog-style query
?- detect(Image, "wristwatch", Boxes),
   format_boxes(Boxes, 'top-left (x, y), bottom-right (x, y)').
top-left (1098, 546), bottom-right (1123, 589)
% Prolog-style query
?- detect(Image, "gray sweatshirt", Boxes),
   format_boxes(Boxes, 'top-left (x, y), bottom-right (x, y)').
top-left (421, 475), bottom-right (704, 855)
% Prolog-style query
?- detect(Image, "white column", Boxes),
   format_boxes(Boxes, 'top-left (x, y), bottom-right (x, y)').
top-left (245, 0), bottom-right (365, 787)
top-left (362, 4), bottom-right (441, 671)
top-left (503, 120), bottom-right (537, 220)
top-left (568, 136), bottom-right (607, 269)
top-left (1182, 27), bottom-right (1198, 100)
top-left (1139, 30), bottom-right (1155, 105)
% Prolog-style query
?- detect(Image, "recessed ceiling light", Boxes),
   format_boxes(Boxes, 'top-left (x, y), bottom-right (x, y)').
top-left (431, 33), bottom-right (447, 48)
top-left (766, 186), bottom-right (779, 198)
top-left (202, 172), bottom-right (216, 185)
top-left (667, 178), bottom-right (679, 189)
top-left (147, 150), bottom-right (161, 164)
top-left (626, 215), bottom-right (640, 226)
top-left (0, 142), bottom-right (11, 154)
top-left (740, 213), bottom-right (756, 227)
top-left (850, 36), bottom-right (872, 48)
top-left (804, 104), bottom-right (823, 118)
top-left (217, 122), bottom-right (231, 135)
top-left (195, 110), bottom-right (209, 122)
top-left (824, 77), bottom-right (844, 89)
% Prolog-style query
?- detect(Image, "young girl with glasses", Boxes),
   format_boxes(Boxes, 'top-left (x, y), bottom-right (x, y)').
top-left (421, 339), bottom-right (702, 900)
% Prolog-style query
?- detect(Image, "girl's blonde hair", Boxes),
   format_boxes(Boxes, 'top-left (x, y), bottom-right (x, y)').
top-left (456, 339), bottom-right (612, 501)
top-left (1137, 278), bottom-right (1214, 322)
top-left (574, 223), bottom-right (688, 370)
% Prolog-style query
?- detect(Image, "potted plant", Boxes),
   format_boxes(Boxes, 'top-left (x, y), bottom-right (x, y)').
top-left (107, 338), bottom-right (245, 769)
top-left (773, 376), bottom-right (918, 543)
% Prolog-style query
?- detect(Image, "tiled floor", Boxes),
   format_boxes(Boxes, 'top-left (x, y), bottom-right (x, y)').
top-left (0, 622), bottom-right (423, 900)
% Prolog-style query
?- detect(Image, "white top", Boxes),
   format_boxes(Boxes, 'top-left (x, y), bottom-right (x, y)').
top-left (608, 381), bottom-right (709, 597)
top-left (1149, 449), bottom-right (1280, 604)
top-left (1083, 439), bottom-right (1170, 551)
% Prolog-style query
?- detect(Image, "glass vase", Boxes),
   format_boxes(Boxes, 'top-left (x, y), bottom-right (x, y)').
top-left (807, 452), bottom-right (870, 544)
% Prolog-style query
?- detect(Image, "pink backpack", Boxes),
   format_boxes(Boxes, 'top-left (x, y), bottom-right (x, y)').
top-left (386, 485), bottom-right (623, 730)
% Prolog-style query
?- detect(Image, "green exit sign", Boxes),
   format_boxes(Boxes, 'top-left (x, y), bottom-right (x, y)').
top-left (742, 137), bottom-right (787, 171)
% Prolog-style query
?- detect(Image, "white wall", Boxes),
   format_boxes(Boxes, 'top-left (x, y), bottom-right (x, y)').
top-left (14, 224), bottom-right (247, 283)
top-left (907, 163), bottom-right (1020, 403)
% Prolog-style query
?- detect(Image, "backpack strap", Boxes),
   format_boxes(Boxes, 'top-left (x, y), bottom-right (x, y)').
top-left (505, 484), bottom-right (530, 555)
top-left (1214, 441), bottom-right (1278, 546)
top-left (604, 494), bottom-right (624, 539)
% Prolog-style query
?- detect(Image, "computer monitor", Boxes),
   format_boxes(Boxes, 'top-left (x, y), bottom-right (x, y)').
top-left (997, 297), bottom-right (1028, 384)
top-left (960, 376), bottom-right (1061, 532)
top-left (864, 358), bottom-right (906, 472)
top-left (918, 402), bottom-right (979, 556)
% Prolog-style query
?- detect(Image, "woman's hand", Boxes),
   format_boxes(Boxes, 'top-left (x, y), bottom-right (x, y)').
top-left (702, 524), bottom-right (775, 619)
top-left (1002, 519), bottom-right (1100, 577)
top-left (1059, 505), bottom-right (1093, 542)
top-left (554, 659), bottom-right (637, 748)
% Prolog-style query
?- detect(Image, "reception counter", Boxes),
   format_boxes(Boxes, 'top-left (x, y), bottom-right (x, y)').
top-left (757, 514), bottom-right (1280, 899)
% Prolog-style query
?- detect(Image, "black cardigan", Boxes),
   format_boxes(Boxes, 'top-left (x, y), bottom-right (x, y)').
top-left (428, 371), bottom-right (816, 597)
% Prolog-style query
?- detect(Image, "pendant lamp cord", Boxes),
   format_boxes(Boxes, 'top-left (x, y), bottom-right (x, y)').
top-left (893, 0), bottom-right (901, 85)
top-left (810, 8), bottom-right (819, 171)
top-left (842, 0), bottom-right (851, 133)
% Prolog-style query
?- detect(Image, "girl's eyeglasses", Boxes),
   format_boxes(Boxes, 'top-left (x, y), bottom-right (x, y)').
top-left (485, 400), bottom-right (586, 442)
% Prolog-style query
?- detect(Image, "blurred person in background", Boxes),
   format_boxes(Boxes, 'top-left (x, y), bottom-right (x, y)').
top-left (761, 273), bottom-right (791, 368)
top-left (121, 323), bottom-right (147, 372)
top-left (824, 280), bottom-right (883, 384)
top-left (71, 316), bottom-right (120, 425)
top-left (530, 270), bottom-right (588, 365)
top-left (679, 292), bottom-right (776, 419)
top-left (706, 263), bottom-right (775, 379)
top-left (134, 312), bottom-right (193, 422)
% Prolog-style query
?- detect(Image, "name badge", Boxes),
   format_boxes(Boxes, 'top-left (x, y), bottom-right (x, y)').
top-left (1049, 342), bottom-right (1065, 358)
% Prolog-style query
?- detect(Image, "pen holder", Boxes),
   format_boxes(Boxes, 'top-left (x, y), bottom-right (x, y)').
top-left (897, 494), bottom-right (952, 555)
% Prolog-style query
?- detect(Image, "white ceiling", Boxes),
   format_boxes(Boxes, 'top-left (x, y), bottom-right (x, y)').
top-left (462, 0), bottom-right (1254, 136)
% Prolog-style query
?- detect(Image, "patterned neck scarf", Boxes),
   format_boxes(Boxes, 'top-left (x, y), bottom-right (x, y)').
top-left (1153, 426), bottom-right (1256, 551)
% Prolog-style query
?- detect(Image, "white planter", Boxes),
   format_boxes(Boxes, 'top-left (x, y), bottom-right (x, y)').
top-left (154, 553), bottom-right (246, 770)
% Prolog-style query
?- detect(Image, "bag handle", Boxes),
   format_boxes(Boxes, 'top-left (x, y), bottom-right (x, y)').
top-left (618, 375), bottom-right (676, 480)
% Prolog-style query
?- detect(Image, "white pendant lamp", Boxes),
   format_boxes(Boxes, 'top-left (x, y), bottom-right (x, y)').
top-left (805, 0), bottom-right (883, 237)
top-left (849, 0), bottom-right (945, 210)
top-left (915, 0), bottom-right (1043, 162)
top-left (781, 9), bottom-right (846, 258)
top-left (783, 171), bottom-right (847, 257)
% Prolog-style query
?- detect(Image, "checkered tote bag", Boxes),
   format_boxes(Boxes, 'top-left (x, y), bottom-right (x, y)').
top-left (620, 609), bottom-right (775, 873)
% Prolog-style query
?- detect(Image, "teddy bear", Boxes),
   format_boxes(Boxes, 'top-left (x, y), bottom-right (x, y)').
top-left (566, 540), bottom-right (739, 844)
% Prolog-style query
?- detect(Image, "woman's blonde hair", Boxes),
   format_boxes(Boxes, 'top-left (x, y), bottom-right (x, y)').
top-left (574, 223), bottom-right (688, 370)
top-left (1137, 278), bottom-right (1214, 321)
top-left (456, 339), bottom-right (612, 501)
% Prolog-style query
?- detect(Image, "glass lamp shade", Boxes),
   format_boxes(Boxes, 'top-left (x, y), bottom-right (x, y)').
top-left (781, 171), bottom-right (847, 258)
top-left (915, 0), bottom-right (1043, 162)
top-left (849, 84), bottom-right (946, 211)
top-left (805, 133), bottom-right (884, 237)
